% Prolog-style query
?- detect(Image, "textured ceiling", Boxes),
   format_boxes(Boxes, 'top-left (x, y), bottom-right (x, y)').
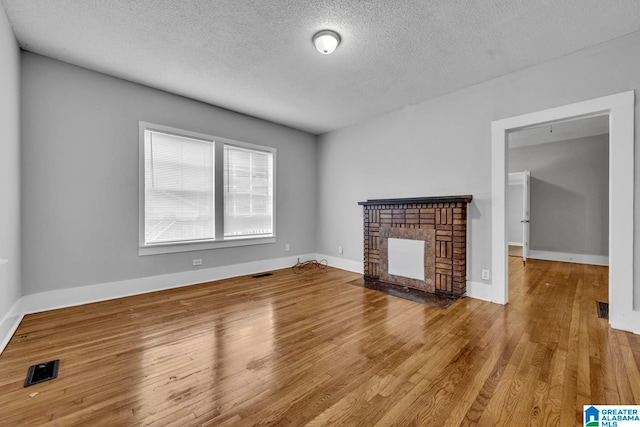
top-left (2, 1), bottom-right (640, 135)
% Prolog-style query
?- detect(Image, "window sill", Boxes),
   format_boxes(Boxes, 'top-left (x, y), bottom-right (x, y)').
top-left (139, 236), bottom-right (277, 256)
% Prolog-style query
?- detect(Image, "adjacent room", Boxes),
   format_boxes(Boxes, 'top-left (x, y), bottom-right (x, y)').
top-left (507, 116), bottom-right (610, 266)
top-left (1, 1), bottom-right (639, 425)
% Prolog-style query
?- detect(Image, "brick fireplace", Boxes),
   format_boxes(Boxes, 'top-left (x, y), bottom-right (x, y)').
top-left (358, 196), bottom-right (473, 298)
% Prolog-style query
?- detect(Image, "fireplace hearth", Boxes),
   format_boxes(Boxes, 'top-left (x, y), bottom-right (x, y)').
top-left (358, 195), bottom-right (473, 298)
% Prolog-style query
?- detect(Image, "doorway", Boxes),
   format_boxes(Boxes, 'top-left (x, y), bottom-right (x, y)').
top-left (507, 115), bottom-right (610, 266)
top-left (490, 91), bottom-right (637, 333)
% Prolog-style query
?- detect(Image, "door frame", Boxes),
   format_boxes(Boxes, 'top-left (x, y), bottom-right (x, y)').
top-left (491, 91), bottom-right (637, 333)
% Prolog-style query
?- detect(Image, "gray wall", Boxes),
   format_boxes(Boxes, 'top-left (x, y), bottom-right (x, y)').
top-left (509, 135), bottom-right (609, 256)
top-left (0, 5), bottom-right (21, 326)
top-left (21, 53), bottom-right (317, 295)
top-left (316, 30), bottom-right (640, 309)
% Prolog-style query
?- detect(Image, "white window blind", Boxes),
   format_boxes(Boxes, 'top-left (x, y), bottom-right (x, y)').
top-left (144, 130), bottom-right (214, 244)
top-left (223, 144), bottom-right (274, 237)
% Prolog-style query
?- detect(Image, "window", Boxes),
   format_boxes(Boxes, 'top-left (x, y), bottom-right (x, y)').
top-left (139, 122), bottom-right (276, 255)
top-left (144, 130), bottom-right (215, 245)
top-left (224, 145), bottom-right (274, 238)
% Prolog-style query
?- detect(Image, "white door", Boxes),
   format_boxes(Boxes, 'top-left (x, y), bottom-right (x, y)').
top-left (522, 170), bottom-right (531, 263)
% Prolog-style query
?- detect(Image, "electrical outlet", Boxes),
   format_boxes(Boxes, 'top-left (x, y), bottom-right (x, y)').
top-left (481, 269), bottom-right (490, 281)
top-left (193, 259), bottom-right (202, 266)
top-left (338, 246), bottom-right (343, 254)
top-left (285, 243), bottom-right (290, 252)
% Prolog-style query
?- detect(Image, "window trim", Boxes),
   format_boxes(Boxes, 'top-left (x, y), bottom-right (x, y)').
top-left (138, 122), bottom-right (277, 256)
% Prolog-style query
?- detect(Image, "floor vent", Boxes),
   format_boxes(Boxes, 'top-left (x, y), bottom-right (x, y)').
top-left (252, 273), bottom-right (273, 278)
top-left (596, 301), bottom-right (609, 319)
top-left (24, 359), bottom-right (60, 387)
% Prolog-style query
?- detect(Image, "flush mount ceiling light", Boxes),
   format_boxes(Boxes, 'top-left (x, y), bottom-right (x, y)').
top-left (313, 30), bottom-right (341, 55)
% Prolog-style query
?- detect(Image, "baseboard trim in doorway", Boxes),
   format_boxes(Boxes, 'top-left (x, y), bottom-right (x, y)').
top-left (528, 250), bottom-right (609, 266)
top-left (508, 245), bottom-right (523, 257)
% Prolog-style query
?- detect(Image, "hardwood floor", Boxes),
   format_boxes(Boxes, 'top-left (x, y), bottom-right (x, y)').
top-left (0, 259), bottom-right (639, 426)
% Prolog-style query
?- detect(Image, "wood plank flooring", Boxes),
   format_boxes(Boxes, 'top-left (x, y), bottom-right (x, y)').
top-left (0, 259), bottom-right (639, 426)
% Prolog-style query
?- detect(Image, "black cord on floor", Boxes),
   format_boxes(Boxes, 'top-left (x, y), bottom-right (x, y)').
top-left (292, 257), bottom-right (328, 273)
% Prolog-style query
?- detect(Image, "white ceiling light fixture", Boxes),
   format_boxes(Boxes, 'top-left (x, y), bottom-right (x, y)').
top-left (313, 30), bottom-right (341, 55)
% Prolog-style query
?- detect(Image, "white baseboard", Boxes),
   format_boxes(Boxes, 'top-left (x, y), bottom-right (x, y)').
top-left (0, 299), bottom-right (24, 355)
top-left (508, 242), bottom-right (523, 247)
top-left (314, 254), bottom-right (363, 274)
top-left (0, 254), bottom-right (316, 355)
top-left (20, 254), bottom-right (317, 316)
top-left (528, 250), bottom-right (609, 266)
top-left (0, 250), bottom-right (628, 355)
top-left (465, 281), bottom-right (493, 302)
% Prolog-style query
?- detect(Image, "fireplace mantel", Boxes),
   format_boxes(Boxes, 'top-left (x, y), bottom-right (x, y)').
top-left (358, 195), bottom-right (473, 206)
top-left (359, 195), bottom-right (473, 298)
